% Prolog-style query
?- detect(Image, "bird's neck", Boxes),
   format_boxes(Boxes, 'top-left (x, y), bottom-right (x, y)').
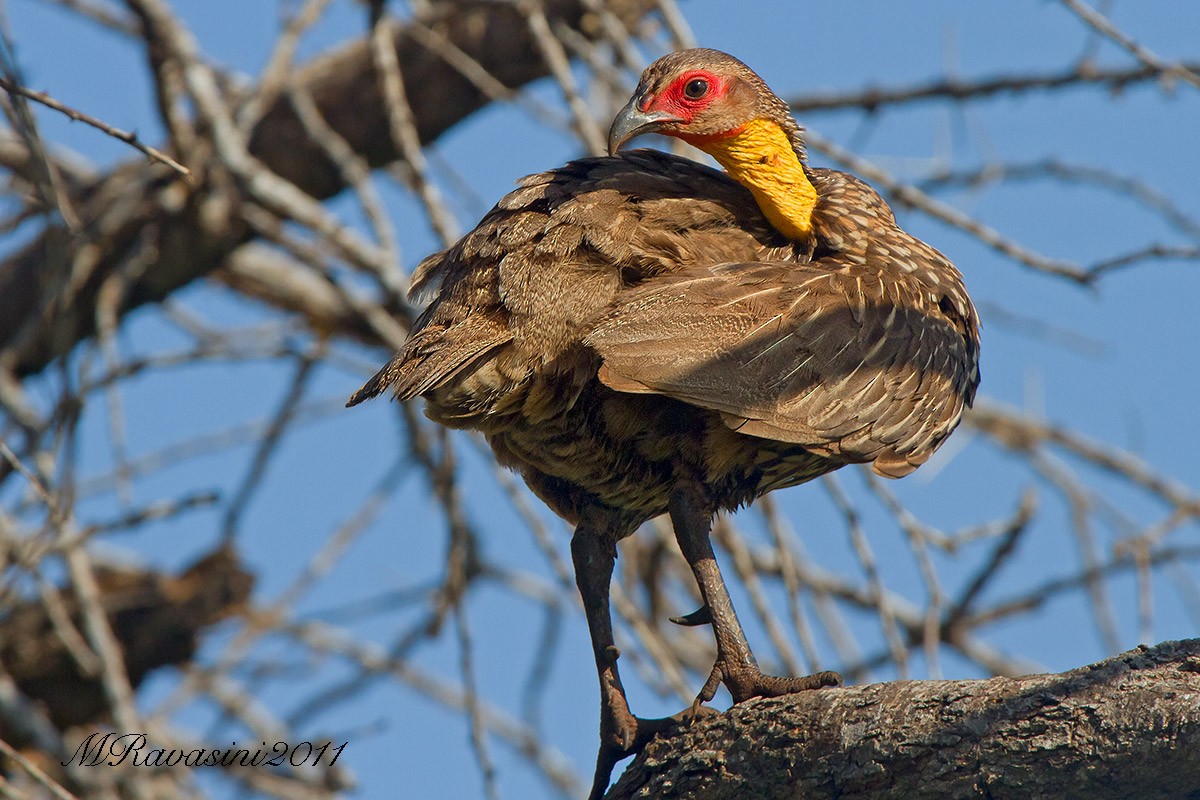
top-left (681, 118), bottom-right (817, 242)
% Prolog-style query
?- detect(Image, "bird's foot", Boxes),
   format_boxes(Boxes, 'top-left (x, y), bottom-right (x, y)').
top-left (696, 660), bottom-right (842, 708)
top-left (670, 604), bottom-right (842, 706)
top-left (589, 683), bottom-right (710, 800)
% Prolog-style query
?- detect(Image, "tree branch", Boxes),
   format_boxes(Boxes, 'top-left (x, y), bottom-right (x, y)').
top-left (0, 0), bottom-right (656, 378)
top-left (0, 76), bottom-right (192, 178)
top-left (788, 59), bottom-right (1200, 113)
top-left (609, 639), bottom-right (1200, 800)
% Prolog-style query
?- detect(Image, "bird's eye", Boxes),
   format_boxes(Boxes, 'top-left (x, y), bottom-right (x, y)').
top-left (683, 78), bottom-right (709, 100)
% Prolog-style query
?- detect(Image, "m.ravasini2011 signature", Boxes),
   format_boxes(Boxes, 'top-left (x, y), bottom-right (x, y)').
top-left (63, 732), bottom-right (347, 768)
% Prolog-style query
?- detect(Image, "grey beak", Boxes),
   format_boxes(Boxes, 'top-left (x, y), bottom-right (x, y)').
top-left (607, 95), bottom-right (684, 155)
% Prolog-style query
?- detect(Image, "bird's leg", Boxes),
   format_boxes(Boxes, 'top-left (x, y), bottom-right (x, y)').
top-left (571, 524), bottom-right (683, 800)
top-left (667, 485), bottom-right (842, 708)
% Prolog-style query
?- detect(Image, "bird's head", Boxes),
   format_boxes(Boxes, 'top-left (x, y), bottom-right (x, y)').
top-left (609, 48), bottom-right (816, 242)
top-left (607, 48), bottom-right (805, 161)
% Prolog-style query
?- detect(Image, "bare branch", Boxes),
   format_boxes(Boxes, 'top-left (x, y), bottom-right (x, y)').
top-left (611, 640), bottom-right (1200, 800)
top-left (1059, 0), bottom-right (1200, 90)
top-left (789, 59), bottom-right (1200, 114)
top-left (0, 78), bottom-right (191, 179)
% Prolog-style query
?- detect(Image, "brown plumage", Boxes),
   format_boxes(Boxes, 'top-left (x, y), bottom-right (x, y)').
top-left (350, 48), bottom-right (979, 798)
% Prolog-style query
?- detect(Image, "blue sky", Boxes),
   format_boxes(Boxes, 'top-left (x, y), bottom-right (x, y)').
top-left (7, 1), bottom-right (1200, 798)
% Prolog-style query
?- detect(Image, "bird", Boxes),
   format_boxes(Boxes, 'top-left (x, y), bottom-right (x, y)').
top-left (348, 47), bottom-right (980, 799)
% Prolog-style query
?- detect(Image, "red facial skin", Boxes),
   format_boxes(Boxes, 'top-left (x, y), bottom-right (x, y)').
top-left (636, 70), bottom-right (748, 148)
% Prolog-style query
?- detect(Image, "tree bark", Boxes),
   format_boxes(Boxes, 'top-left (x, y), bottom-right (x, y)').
top-left (0, 0), bottom-right (656, 378)
top-left (609, 639), bottom-right (1200, 800)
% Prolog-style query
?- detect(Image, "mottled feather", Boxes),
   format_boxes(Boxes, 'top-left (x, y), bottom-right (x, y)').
top-left (351, 150), bottom-right (978, 519)
top-left (588, 169), bottom-right (978, 478)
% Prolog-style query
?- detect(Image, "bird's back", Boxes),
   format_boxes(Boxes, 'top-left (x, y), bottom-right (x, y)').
top-left (351, 149), bottom-right (979, 525)
top-left (350, 149), bottom-right (802, 422)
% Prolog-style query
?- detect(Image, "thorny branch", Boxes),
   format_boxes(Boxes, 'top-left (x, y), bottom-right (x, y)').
top-left (1, 2), bottom-right (1198, 799)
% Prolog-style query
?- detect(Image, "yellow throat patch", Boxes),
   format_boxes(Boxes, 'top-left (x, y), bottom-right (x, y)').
top-left (692, 118), bottom-right (817, 242)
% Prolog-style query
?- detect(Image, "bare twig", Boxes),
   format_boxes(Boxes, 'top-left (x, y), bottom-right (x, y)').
top-left (789, 59), bottom-right (1200, 113)
top-left (0, 737), bottom-right (80, 800)
top-left (0, 77), bottom-right (191, 179)
top-left (1059, 0), bottom-right (1200, 90)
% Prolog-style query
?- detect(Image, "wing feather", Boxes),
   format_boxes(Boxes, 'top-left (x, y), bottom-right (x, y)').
top-left (587, 258), bottom-right (976, 475)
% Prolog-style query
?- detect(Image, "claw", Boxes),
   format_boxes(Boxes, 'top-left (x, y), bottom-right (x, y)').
top-left (669, 605), bottom-right (713, 626)
top-left (695, 663), bottom-right (722, 711)
top-left (588, 713), bottom-right (684, 800)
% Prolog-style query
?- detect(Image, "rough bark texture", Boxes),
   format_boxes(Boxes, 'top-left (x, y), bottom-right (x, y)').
top-left (0, 0), bottom-right (656, 378)
top-left (609, 639), bottom-right (1200, 800)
